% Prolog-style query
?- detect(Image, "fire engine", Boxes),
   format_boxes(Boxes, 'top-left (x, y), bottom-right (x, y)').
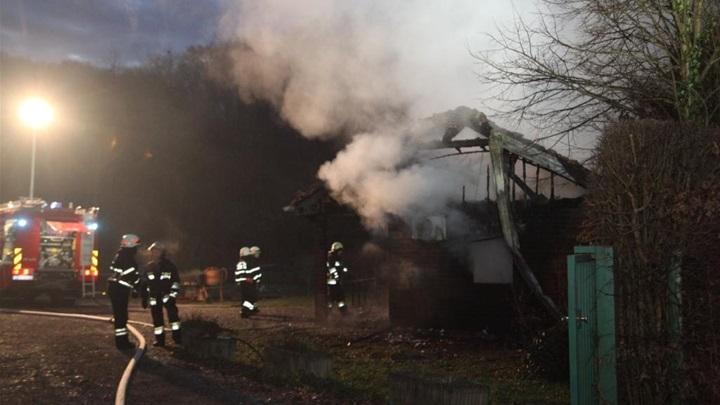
top-left (0, 198), bottom-right (100, 302)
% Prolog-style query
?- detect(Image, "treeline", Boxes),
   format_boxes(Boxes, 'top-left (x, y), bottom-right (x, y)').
top-left (0, 46), bottom-right (338, 273)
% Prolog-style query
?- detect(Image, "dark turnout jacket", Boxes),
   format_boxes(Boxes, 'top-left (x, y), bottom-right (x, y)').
top-left (144, 257), bottom-right (181, 301)
top-left (326, 251), bottom-right (348, 285)
top-left (235, 256), bottom-right (262, 284)
top-left (108, 247), bottom-right (140, 291)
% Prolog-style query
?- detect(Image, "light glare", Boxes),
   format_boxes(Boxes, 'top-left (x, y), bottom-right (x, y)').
top-left (18, 98), bottom-right (54, 129)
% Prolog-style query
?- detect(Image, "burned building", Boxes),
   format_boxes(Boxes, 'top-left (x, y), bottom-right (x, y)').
top-left (286, 107), bottom-right (588, 329)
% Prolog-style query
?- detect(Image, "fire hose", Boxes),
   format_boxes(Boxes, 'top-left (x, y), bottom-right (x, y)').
top-left (0, 308), bottom-right (147, 405)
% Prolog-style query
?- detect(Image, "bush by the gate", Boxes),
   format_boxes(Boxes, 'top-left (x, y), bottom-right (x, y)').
top-left (581, 120), bottom-right (720, 403)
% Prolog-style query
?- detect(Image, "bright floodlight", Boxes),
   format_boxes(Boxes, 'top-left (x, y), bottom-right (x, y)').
top-left (18, 98), bottom-right (54, 129)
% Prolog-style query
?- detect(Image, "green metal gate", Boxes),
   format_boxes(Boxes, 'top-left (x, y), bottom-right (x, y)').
top-left (567, 246), bottom-right (617, 405)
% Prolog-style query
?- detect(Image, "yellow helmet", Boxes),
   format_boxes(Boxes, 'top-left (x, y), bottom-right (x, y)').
top-left (330, 241), bottom-right (344, 252)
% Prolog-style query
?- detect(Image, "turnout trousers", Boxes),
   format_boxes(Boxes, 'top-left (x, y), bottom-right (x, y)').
top-left (240, 282), bottom-right (259, 316)
top-left (109, 282), bottom-right (133, 349)
top-left (149, 295), bottom-right (182, 346)
top-left (327, 284), bottom-right (347, 312)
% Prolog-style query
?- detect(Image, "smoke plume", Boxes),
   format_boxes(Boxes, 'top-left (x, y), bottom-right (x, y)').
top-left (220, 1), bottom-right (525, 227)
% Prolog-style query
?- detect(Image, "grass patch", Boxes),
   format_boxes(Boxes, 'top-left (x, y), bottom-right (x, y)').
top-left (234, 328), bottom-right (569, 403)
top-left (324, 339), bottom-right (569, 404)
top-left (181, 302), bottom-right (569, 404)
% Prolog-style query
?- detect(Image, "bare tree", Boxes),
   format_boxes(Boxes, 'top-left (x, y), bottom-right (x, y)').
top-left (475, 0), bottom-right (720, 136)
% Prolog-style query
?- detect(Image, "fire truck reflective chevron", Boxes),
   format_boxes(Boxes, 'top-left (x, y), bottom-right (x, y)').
top-left (91, 250), bottom-right (99, 267)
top-left (13, 248), bottom-right (22, 272)
top-left (90, 249), bottom-right (99, 276)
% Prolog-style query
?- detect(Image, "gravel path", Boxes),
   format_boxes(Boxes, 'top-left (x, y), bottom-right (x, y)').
top-left (0, 314), bottom-right (126, 404)
top-left (0, 301), bottom-right (350, 404)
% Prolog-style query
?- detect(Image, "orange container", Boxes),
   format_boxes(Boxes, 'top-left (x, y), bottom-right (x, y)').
top-left (203, 267), bottom-right (223, 286)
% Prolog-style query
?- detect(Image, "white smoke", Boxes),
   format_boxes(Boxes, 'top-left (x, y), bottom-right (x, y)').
top-left (317, 124), bottom-right (477, 228)
top-left (220, 0), bottom-right (533, 227)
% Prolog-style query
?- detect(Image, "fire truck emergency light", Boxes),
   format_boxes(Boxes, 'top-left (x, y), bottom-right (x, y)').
top-left (17, 218), bottom-right (28, 227)
top-left (87, 222), bottom-right (99, 231)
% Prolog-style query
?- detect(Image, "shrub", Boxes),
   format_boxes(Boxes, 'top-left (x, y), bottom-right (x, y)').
top-left (582, 120), bottom-right (720, 403)
top-left (182, 313), bottom-right (229, 339)
top-left (523, 321), bottom-right (569, 382)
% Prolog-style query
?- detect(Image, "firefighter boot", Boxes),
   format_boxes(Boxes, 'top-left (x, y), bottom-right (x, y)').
top-left (153, 333), bottom-right (166, 347)
top-left (172, 329), bottom-right (182, 345)
top-left (115, 335), bottom-right (135, 351)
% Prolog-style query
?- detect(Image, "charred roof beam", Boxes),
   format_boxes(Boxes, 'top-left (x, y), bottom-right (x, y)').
top-left (509, 171), bottom-right (545, 202)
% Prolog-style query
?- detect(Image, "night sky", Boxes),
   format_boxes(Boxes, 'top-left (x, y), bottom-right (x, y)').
top-left (0, 0), bottom-right (225, 65)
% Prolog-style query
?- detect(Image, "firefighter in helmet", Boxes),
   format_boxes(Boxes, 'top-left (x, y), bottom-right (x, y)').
top-left (143, 241), bottom-right (182, 346)
top-left (326, 241), bottom-right (349, 313)
top-left (235, 245), bottom-right (262, 318)
top-left (234, 246), bottom-right (250, 299)
top-left (108, 234), bottom-right (143, 350)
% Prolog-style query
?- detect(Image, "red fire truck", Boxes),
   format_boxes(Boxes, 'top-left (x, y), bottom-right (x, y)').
top-left (0, 198), bottom-right (100, 303)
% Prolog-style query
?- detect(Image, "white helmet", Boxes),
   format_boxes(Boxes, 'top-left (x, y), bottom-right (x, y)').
top-left (330, 241), bottom-right (344, 253)
top-left (239, 246), bottom-right (251, 257)
top-left (120, 234), bottom-right (140, 248)
top-left (249, 246), bottom-right (261, 257)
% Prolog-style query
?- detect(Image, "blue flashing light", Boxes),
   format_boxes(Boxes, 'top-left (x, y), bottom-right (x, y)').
top-left (87, 222), bottom-right (99, 231)
top-left (17, 218), bottom-right (28, 227)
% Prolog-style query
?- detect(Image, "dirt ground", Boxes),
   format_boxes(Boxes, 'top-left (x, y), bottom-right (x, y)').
top-left (0, 296), bottom-right (569, 404)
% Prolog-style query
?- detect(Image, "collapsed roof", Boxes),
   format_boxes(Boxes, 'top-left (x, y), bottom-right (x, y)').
top-left (422, 106), bottom-right (589, 187)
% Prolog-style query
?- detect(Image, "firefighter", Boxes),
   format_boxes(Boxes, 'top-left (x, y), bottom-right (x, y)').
top-left (234, 246), bottom-right (250, 300)
top-left (326, 241), bottom-right (349, 313)
top-left (235, 245), bottom-right (262, 318)
top-left (108, 234), bottom-right (143, 350)
top-left (144, 241), bottom-right (182, 347)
